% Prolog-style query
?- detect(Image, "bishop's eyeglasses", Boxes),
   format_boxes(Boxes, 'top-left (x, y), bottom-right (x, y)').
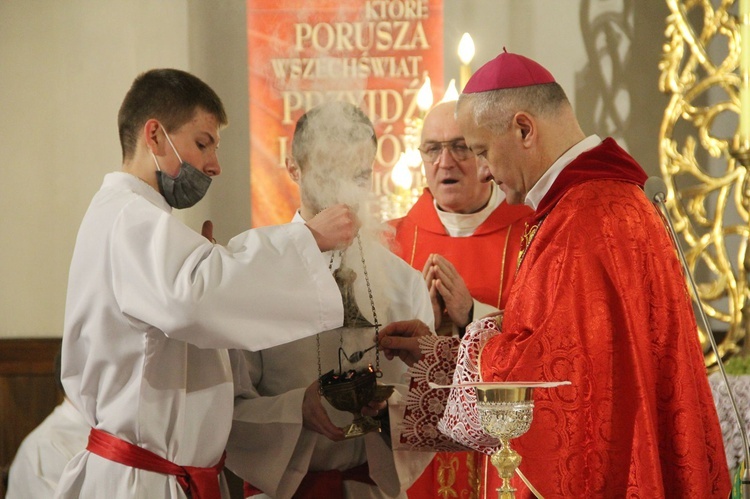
top-left (418, 139), bottom-right (475, 164)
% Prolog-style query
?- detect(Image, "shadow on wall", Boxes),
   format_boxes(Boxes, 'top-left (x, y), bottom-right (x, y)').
top-left (574, 0), bottom-right (669, 177)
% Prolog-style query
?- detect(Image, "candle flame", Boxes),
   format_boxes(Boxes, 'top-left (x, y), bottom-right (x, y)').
top-left (416, 75), bottom-right (433, 112)
top-left (458, 33), bottom-right (475, 65)
top-left (391, 154), bottom-right (413, 190)
top-left (403, 147), bottom-right (423, 168)
top-left (441, 79), bottom-right (459, 102)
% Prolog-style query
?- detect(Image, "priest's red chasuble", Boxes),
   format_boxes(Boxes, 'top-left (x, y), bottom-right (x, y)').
top-left (480, 138), bottom-right (730, 497)
top-left (389, 189), bottom-right (532, 312)
top-left (389, 189), bottom-right (531, 499)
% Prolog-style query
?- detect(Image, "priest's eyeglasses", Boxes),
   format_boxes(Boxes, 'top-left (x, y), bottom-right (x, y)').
top-left (418, 139), bottom-right (475, 163)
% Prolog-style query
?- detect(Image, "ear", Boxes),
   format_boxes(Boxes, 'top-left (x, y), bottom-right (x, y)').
top-left (285, 157), bottom-right (301, 183)
top-left (143, 119), bottom-right (166, 156)
top-left (514, 112), bottom-right (534, 146)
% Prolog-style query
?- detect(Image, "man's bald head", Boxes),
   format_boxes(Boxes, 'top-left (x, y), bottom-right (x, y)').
top-left (422, 101), bottom-right (459, 135)
top-left (419, 101), bottom-right (493, 214)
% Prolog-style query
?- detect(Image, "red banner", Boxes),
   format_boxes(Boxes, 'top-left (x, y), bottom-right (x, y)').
top-left (247, 0), bottom-right (444, 227)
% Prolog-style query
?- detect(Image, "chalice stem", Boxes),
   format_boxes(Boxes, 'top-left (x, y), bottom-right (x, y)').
top-left (498, 482), bottom-right (515, 499)
top-left (492, 440), bottom-right (522, 499)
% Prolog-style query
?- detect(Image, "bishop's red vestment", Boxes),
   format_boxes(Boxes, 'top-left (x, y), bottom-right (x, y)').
top-left (479, 138), bottom-right (730, 497)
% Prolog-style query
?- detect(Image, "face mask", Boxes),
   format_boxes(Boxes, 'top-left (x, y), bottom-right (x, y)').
top-left (151, 126), bottom-right (212, 209)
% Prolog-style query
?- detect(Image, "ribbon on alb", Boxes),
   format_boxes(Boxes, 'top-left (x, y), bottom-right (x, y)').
top-left (87, 427), bottom-right (225, 499)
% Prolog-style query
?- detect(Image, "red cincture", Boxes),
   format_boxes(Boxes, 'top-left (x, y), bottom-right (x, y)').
top-left (86, 428), bottom-right (226, 499)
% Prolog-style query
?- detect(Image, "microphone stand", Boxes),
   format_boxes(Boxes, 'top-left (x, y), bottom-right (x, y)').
top-left (645, 176), bottom-right (749, 497)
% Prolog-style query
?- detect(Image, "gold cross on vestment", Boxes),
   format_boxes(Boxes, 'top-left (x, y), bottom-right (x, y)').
top-left (517, 219), bottom-right (544, 270)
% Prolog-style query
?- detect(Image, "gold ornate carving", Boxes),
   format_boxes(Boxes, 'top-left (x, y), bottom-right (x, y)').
top-left (659, 0), bottom-right (747, 367)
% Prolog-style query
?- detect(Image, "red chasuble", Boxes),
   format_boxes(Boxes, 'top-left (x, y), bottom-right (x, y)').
top-left (480, 138), bottom-right (730, 498)
top-left (389, 190), bottom-right (532, 499)
top-left (389, 189), bottom-right (532, 311)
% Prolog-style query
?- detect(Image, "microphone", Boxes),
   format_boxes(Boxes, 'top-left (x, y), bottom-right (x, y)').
top-left (644, 176), bottom-right (668, 204)
top-left (646, 176), bottom-right (750, 496)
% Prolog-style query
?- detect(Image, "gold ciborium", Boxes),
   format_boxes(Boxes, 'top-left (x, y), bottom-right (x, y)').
top-left (476, 385), bottom-right (535, 499)
top-left (319, 366), bottom-right (394, 439)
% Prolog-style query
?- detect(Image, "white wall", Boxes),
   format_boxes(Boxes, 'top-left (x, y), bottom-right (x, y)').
top-left (0, 0), bottom-right (668, 338)
top-left (0, 0), bottom-right (191, 337)
top-left (443, 1), bottom-right (585, 106)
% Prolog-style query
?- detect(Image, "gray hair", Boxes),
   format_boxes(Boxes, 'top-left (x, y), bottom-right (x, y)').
top-left (457, 82), bottom-right (569, 132)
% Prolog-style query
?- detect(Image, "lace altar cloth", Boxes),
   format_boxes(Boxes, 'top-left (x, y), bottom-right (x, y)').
top-left (395, 333), bottom-right (466, 451)
top-left (396, 317), bottom-right (502, 453)
top-left (437, 317), bottom-right (502, 453)
top-left (708, 372), bottom-right (750, 471)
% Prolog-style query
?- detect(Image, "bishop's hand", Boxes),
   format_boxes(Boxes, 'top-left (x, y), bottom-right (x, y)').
top-left (377, 320), bottom-right (432, 367)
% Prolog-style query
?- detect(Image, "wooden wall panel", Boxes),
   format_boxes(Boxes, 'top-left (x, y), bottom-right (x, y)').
top-left (0, 337), bottom-right (62, 495)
